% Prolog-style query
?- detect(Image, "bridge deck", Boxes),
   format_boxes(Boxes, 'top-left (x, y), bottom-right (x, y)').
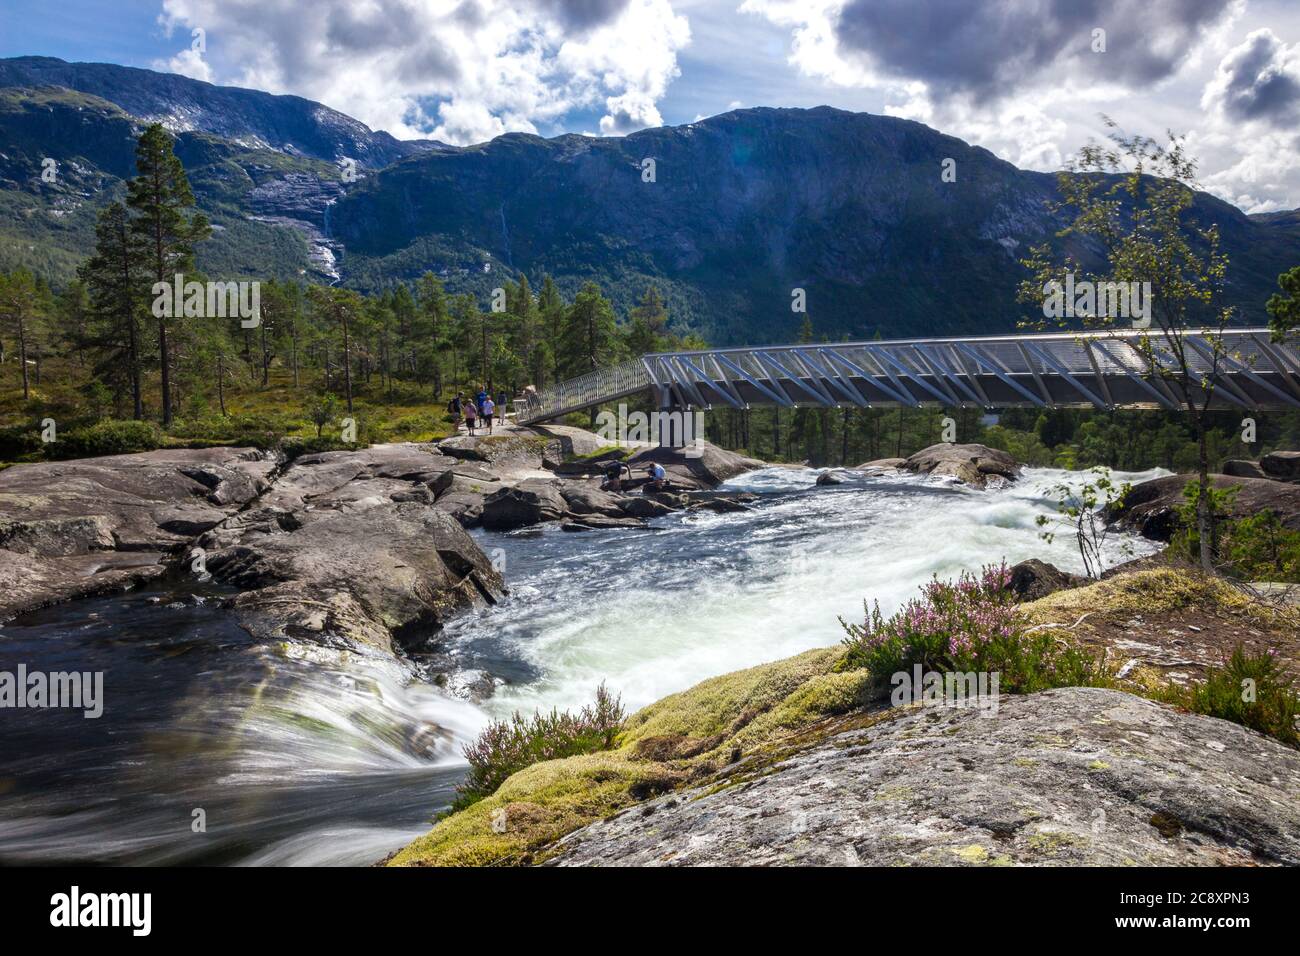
top-left (516, 329), bottom-right (1300, 424)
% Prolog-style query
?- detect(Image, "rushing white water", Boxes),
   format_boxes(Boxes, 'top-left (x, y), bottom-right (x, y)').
top-left (0, 592), bottom-right (486, 866)
top-left (447, 465), bottom-right (1167, 719)
top-left (0, 463), bottom-right (1165, 865)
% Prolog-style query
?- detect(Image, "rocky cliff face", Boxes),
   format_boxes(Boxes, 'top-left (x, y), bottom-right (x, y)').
top-left (0, 57), bottom-right (430, 168)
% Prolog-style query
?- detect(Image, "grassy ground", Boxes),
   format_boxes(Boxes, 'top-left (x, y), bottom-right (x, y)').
top-left (0, 358), bottom-right (460, 463)
top-left (385, 567), bottom-right (1300, 867)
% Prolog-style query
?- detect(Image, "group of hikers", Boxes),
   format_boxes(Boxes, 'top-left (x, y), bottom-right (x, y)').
top-left (448, 384), bottom-right (672, 495)
top-left (449, 387), bottom-right (506, 435)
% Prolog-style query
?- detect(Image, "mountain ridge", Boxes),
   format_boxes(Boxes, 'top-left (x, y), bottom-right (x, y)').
top-left (0, 56), bottom-right (1296, 344)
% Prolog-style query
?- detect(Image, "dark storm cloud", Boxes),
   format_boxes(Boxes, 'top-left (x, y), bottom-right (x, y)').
top-left (1209, 28), bottom-right (1300, 123)
top-left (536, 0), bottom-right (633, 31)
top-left (324, 4), bottom-right (461, 83)
top-left (833, 0), bottom-right (1234, 97)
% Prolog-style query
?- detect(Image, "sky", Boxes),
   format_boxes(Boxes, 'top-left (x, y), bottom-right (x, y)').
top-left (1, 0), bottom-right (1298, 212)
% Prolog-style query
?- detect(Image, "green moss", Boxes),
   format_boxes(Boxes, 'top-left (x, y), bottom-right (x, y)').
top-left (386, 752), bottom-right (683, 867)
top-left (952, 844), bottom-right (990, 863)
top-left (390, 646), bottom-right (854, 866)
top-left (1020, 567), bottom-right (1278, 628)
top-left (571, 444), bottom-right (630, 461)
top-left (620, 646), bottom-right (845, 748)
top-left (1027, 831), bottom-right (1087, 854)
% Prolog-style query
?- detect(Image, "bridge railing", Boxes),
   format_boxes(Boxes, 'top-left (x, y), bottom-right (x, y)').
top-left (517, 328), bottom-right (1300, 422)
top-left (515, 358), bottom-right (652, 424)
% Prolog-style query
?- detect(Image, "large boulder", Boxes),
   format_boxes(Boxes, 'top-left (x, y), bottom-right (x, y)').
top-left (428, 464), bottom-right (501, 498)
top-left (1107, 473), bottom-right (1300, 541)
top-left (548, 688), bottom-right (1300, 866)
top-left (433, 491), bottom-right (486, 527)
top-left (480, 478), bottom-right (567, 530)
top-left (815, 470), bottom-right (850, 486)
top-left (557, 481), bottom-right (628, 518)
top-left (856, 457), bottom-right (905, 470)
top-left (1223, 459), bottom-right (1267, 480)
top-left (624, 442), bottom-right (763, 490)
top-left (903, 443), bottom-right (1021, 488)
top-left (204, 501), bottom-right (505, 648)
top-left (1006, 558), bottom-right (1087, 602)
top-left (618, 496), bottom-right (678, 519)
top-left (525, 423), bottom-right (625, 470)
top-left (438, 434), bottom-right (556, 473)
top-left (1262, 450), bottom-right (1300, 482)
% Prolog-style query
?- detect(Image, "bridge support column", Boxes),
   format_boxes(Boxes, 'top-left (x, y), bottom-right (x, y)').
top-left (653, 387), bottom-right (700, 450)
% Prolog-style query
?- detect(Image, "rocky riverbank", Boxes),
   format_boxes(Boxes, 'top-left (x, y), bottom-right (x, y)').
top-left (1107, 471), bottom-right (1300, 542)
top-left (0, 426), bottom-right (764, 655)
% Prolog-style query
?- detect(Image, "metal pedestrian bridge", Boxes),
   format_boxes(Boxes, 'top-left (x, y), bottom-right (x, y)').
top-left (515, 328), bottom-right (1300, 427)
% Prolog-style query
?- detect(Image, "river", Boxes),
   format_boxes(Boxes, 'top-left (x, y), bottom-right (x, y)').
top-left (0, 464), bottom-right (1163, 865)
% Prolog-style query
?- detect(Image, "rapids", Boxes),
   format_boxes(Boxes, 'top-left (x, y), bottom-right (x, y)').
top-left (0, 465), bottom-right (1163, 864)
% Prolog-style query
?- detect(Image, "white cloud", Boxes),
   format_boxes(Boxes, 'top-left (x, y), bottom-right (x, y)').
top-left (600, 90), bottom-right (663, 134)
top-left (154, 0), bottom-right (690, 144)
top-left (1201, 28), bottom-right (1300, 124)
top-left (158, 46), bottom-right (213, 83)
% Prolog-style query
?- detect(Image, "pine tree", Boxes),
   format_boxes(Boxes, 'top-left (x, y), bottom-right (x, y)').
top-left (127, 123), bottom-right (210, 426)
top-left (79, 203), bottom-right (146, 418)
top-left (506, 275), bottom-right (541, 389)
top-left (537, 274), bottom-right (565, 385)
top-left (414, 272), bottom-right (449, 395)
top-left (308, 286), bottom-right (362, 411)
top-left (55, 279), bottom-right (91, 368)
top-left (557, 281), bottom-right (620, 379)
top-left (0, 270), bottom-right (42, 401)
top-left (626, 284), bottom-right (669, 356)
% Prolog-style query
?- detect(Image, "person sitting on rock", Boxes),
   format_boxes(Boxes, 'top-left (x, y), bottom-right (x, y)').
top-left (602, 461), bottom-right (629, 492)
top-left (463, 400), bottom-right (478, 435)
top-left (645, 461), bottom-right (667, 493)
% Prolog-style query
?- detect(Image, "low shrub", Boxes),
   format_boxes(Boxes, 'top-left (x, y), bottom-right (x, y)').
top-left (452, 684), bottom-right (626, 812)
top-left (1216, 510), bottom-right (1300, 583)
top-left (1161, 644), bottom-right (1299, 746)
top-left (279, 435), bottom-right (356, 461)
top-left (373, 412), bottom-right (444, 442)
top-left (46, 419), bottom-right (162, 459)
top-left (1170, 480), bottom-right (1236, 564)
top-left (838, 564), bottom-right (1114, 694)
top-left (0, 423), bottom-right (42, 461)
top-left (167, 413), bottom-right (294, 449)
top-left (1170, 479), bottom-right (1300, 582)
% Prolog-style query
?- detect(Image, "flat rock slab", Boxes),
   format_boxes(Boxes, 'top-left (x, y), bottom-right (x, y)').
top-left (549, 687), bottom-right (1300, 867)
top-left (0, 447), bottom-right (274, 619)
top-left (0, 549), bottom-right (168, 618)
